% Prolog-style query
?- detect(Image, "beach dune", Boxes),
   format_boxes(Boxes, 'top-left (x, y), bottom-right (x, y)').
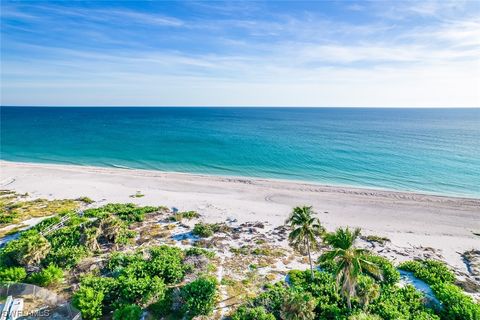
top-left (1, 160), bottom-right (479, 272)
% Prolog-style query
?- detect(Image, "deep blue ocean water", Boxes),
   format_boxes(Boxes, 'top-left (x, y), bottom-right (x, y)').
top-left (1, 107), bottom-right (479, 198)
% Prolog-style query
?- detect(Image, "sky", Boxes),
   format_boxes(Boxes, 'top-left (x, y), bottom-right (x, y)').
top-left (1, 0), bottom-right (479, 107)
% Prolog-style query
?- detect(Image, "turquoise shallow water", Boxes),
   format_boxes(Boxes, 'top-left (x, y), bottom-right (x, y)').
top-left (1, 107), bottom-right (479, 198)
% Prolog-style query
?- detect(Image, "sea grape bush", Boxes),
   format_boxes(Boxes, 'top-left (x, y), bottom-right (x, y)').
top-left (0, 266), bottom-right (26, 283)
top-left (113, 304), bottom-right (142, 320)
top-left (231, 306), bottom-right (276, 320)
top-left (398, 259), bottom-right (480, 319)
top-left (168, 210), bottom-right (200, 222)
top-left (399, 260), bottom-right (455, 285)
top-left (72, 246), bottom-right (219, 320)
top-left (148, 245), bottom-right (185, 284)
top-left (431, 283), bottom-right (480, 320)
top-left (185, 246), bottom-right (215, 259)
top-left (0, 230), bottom-right (51, 267)
top-left (180, 276), bottom-right (218, 318)
top-left (72, 286), bottom-right (104, 320)
top-left (27, 264), bottom-right (64, 286)
top-left (368, 284), bottom-right (439, 320)
top-left (192, 222), bottom-right (214, 237)
top-left (366, 255), bottom-right (400, 286)
top-left (83, 203), bottom-right (159, 223)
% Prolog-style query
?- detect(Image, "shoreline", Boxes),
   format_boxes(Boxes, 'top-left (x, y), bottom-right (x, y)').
top-left (1, 160), bottom-right (479, 274)
top-left (1, 160), bottom-right (478, 201)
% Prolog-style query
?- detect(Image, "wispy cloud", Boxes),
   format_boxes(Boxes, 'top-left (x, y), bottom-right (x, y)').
top-left (1, 0), bottom-right (479, 107)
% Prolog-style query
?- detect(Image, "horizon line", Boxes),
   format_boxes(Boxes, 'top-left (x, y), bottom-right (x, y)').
top-left (1, 105), bottom-right (479, 109)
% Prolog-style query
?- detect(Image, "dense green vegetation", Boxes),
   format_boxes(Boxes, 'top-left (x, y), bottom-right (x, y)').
top-left (1, 201), bottom-right (478, 320)
top-left (432, 283), bottom-right (480, 320)
top-left (230, 206), bottom-right (480, 320)
top-left (27, 264), bottom-right (64, 286)
top-left (113, 304), bottom-right (143, 320)
top-left (398, 260), bottom-right (456, 285)
top-left (83, 203), bottom-right (160, 223)
top-left (72, 245), bottom-right (218, 319)
top-left (399, 259), bottom-right (480, 320)
top-left (180, 276), bottom-right (218, 318)
top-left (0, 266), bottom-right (27, 283)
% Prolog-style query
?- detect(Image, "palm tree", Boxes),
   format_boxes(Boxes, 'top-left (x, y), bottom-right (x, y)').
top-left (286, 206), bottom-right (324, 279)
top-left (280, 290), bottom-right (316, 320)
top-left (319, 227), bottom-right (381, 309)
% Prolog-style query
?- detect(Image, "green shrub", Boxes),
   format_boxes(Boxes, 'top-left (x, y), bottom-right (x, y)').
top-left (0, 230), bottom-right (51, 267)
top-left (79, 275), bottom-right (119, 309)
top-left (79, 246), bottom-right (185, 311)
top-left (148, 289), bottom-right (174, 318)
top-left (83, 203), bottom-right (158, 223)
top-left (107, 252), bottom-right (144, 272)
top-left (251, 282), bottom-right (290, 318)
top-left (192, 222), bottom-right (231, 238)
top-left (348, 312), bottom-right (382, 320)
top-left (32, 216), bottom-right (62, 232)
top-left (43, 246), bottom-right (89, 269)
top-left (28, 264), bottom-right (64, 286)
top-left (0, 266), bottom-right (26, 283)
top-left (192, 222), bottom-right (214, 237)
top-left (369, 285), bottom-right (439, 320)
top-left (180, 277), bottom-right (217, 318)
top-left (185, 247), bottom-right (215, 259)
top-left (117, 263), bottom-right (166, 304)
top-left (231, 306), bottom-right (276, 320)
top-left (288, 269), bottom-right (345, 318)
top-left (73, 286), bottom-right (104, 320)
top-left (318, 257), bottom-right (338, 274)
top-left (181, 210), bottom-right (199, 219)
top-left (366, 255), bottom-right (400, 286)
top-left (169, 210), bottom-right (199, 222)
top-left (77, 196), bottom-right (94, 204)
top-left (399, 260), bottom-right (455, 285)
top-left (113, 304), bottom-right (142, 320)
top-left (356, 275), bottom-right (380, 309)
top-left (47, 224), bottom-right (83, 248)
top-left (148, 245), bottom-right (185, 284)
top-left (432, 282), bottom-right (480, 320)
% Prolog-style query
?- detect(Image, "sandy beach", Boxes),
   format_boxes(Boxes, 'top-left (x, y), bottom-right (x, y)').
top-left (1, 160), bottom-right (479, 274)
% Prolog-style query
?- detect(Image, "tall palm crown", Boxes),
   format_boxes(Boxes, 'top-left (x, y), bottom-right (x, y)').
top-left (319, 227), bottom-right (382, 309)
top-left (286, 206), bottom-right (324, 279)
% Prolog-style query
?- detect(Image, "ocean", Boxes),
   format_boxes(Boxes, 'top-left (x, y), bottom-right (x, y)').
top-left (1, 107), bottom-right (479, 198)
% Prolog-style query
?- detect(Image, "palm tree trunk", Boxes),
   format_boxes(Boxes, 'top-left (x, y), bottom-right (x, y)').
top-left (306, 238), bottom-right (314, 279)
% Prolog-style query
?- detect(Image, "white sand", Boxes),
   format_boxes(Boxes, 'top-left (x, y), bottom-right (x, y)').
top-left (1, 160), bottom-right (479, 272)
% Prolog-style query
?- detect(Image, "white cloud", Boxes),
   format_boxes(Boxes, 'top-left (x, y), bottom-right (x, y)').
top-left (1, 1), bottom-right (479, 107)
